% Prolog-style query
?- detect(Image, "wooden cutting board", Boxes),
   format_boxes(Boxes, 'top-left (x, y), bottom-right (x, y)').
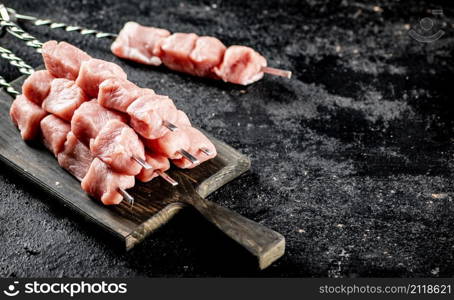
top-left (0, 76), bottom-right (285, 269)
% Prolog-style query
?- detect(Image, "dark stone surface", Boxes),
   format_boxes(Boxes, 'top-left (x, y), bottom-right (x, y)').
top-left (0, 0), bottom-right (453, 277)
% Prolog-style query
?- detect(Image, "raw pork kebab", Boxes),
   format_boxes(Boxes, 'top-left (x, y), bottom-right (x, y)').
top-left (3, 8), bottom-right (291, 84)
top-left (10, 40), bottom-right (217, 205)
top-left (111, 22), bottom-right (292, 85)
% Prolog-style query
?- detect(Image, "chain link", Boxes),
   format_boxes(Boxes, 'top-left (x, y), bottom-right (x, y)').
top-left (0, 20), bottom-right (44, 52)
top-left (6, 7), bottom-right (117, 40)
top-left (0, 45), bottom-right (34, 75)
top-left (32, 17), bottom-right (117, 39)
top-left (0, 75), bottom-right (19, 96)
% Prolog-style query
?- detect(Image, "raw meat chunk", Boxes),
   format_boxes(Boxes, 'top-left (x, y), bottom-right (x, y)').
top-left (98, 77), bottom-right (154, 113)
top-left (126, 94), bottom-right (178, 139)
top-left (175, 110), bottom-right (191, 127)
top-left (143, 129), bottom-right (190, 160)
top-left (214, 46), bottom-right (267, 85)
top-left (160, 33), bottom-right (198, 74)
top-left (42, 78), bottom-right (88, 121)
top-left (75, 58), bottom-right (127, 98)
top-left (189, 36), bottom-right (226, 77)
top-left (22, 70), bottom-right (55, 105)
top-left (111, 22), bottom-right (170, 66)
top-left (136, 152), bottom-right (170, 182)
top-left (81, 158), bottom-right (135, 205)
top-left (90, 119), bottom-right (145, 176)
top-left (40, 115), bottom-right (70, 156)
top-left (173, 126), bottom-right (217, 168)
top-left (10, 95), bottom-right (47, 140)
top-left (71, 100), bottom-right (127, 146)
top-left (57, 132), bottom-right (94, 181)
top-left (42, 40), bottom-right (91, 80)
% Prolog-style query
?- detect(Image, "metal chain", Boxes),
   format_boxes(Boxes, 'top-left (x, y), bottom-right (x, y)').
top-left (0, 75), bottom-right (19, 96)
top-left (7, 8), bottom-right (117, 40)
top-left (0, 20), bottom-right (44, 51)
top-left (0, 46), bottom-right (34, 75)
top-left (33, 18), bottom-right (117, 39)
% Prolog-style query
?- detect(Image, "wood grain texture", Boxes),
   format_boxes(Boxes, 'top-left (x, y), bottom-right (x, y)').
top-left (0, 75), bottom-right (285, 269)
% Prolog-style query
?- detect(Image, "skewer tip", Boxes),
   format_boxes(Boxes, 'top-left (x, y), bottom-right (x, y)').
top-left (158, 171), bottom-right (179, 186)
top-left (200, 147), bottom-right (212, 156)
top-left (118, 188), bottom-right (134, 206)
top-left (162, 120), bottom-right (178, 132)
top-left (179, 149), bottom-right (199, 165)
top-left (132, 156), bottom-right (152, 169)
top-left (261, 66), bottom-right (292, 79)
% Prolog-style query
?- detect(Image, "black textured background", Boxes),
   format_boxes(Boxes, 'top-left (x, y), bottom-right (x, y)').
top-left (0, 0), bottom-right (453, 277)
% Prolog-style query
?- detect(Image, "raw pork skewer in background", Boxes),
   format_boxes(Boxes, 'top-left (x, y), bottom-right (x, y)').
top-left (2, 6), bottom-right (292, 84)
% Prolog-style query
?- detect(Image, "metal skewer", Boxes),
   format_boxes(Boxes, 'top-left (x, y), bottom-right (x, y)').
top-left (162, 120), bottom-right (178, 132)
top-left (157, 171), bottom-right (179, 186)
top-left (136, 157), bottom-right (179, 186)
top-left (118, 188), bottom-right (134, 206)
top-left (78, 176), bottom-right (134, 206)
top-left (132, 156), bottom-right (152, 169)
top-left (199, 147), bottom-right (212, 156)
top-left (261, 66), bottom-right (292, 79)
top-left (179, 149), bottom-right (199, 165)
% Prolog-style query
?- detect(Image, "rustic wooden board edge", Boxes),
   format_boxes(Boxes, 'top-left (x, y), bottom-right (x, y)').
top-left (0, 147), bottom-right (126, 241)
top-left (125, 141), bottom-right (251, 250)
top-left (0, 91), bottom-right (136, 239)
top-left (259, 235), bottom-right (286, 270)
top-left (126, 202), bottom-right (186, 250)
top-left (3, 78), bottom-right (253, 251)
top-left (196, 135), bottom-right (251, 199)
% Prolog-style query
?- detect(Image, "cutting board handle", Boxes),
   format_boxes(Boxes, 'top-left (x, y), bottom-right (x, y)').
top-left (190, 196), bottom-right (285, 269)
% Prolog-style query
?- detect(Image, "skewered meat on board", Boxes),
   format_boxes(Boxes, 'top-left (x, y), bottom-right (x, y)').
top-left (81, 158), bottom-right (135, 205)
top-left (71, 100), bottom-right (127, 146)
top-left (57, 132), bottom-right (94, 181)
top-left (136, 152), bottom-right (170, 183)
top-left (10, 94), bottom-right (47, 140)
top-left (11, 40), bottom-right (217, 205)
top-left (98, 77), bottom-right (154, 113)
top-left (126, 93), bottom-right (178, 140)
top-left (89, 119), bottom-right (145, 176)
top-left (143, 129), bottom-right (191, 160)
top-left (175, 110), bottom-right (191, 127)
top-left (22, 70), bottom-right (54, 105)
top-left (75, 58), bottom-right (127, 98)
top-left (42, 78), bottom-right (88, 121)
top-left (172, 126), bottom-right (217, 169)
top-left (42, 41), bottom-right (91, 80)
top-left (40, 114), bottom-right (71, 156)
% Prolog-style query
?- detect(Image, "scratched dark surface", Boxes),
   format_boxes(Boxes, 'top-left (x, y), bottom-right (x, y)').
top-left (0, 0), bottom-right (453, 277)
